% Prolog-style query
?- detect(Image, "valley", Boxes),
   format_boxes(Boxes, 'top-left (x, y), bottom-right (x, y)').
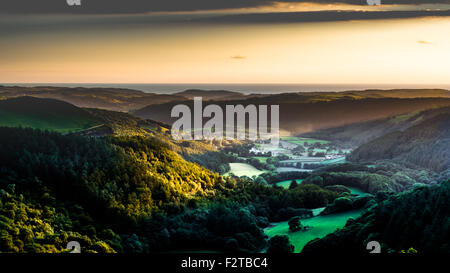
top-left (0, 87), bottom-right (448, 254)
top-left (2, 1), bottom-right (450, 260)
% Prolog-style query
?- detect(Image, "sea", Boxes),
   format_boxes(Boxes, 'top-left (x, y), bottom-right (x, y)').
top-left (2, 83), bottom-right (450, 95)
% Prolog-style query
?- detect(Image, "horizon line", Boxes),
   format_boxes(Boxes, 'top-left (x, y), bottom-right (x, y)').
top-left (2, 82), bottom-right (450, 86)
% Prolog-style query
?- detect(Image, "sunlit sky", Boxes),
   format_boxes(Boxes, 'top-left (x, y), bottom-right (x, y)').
top-left (1, 1), bottom-right (450, 84)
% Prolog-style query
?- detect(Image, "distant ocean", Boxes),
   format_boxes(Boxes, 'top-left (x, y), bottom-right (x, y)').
top-left (2, 83), bottom-right (450, 95)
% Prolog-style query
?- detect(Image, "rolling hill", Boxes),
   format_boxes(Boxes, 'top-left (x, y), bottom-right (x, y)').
top-left (173, 89), bottom-right (247, 100)
top-left (0, 96), bottom-right (101, 133)
top-left (0, 86), bottom-right (185, 112)
top-left (133, 97), bottom-right (450, 135)
top-left (340, 88), bottom-right (450, 99)
top-left (1, 86), bottom-right (450, 114)
top-left (302, 106), bottom-right (450, 147)
top-left (348, 109), bottom-right (450, 172)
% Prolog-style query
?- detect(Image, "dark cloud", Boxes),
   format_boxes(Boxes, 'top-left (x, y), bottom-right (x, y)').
top-left (194, 9), bottom-right (450, 24)
top-left (231, 55), bottom-right (246, 60)
top-left (1, 1), bottom-right (450, 37)
top-left (1, 0), bottom-right (450, 14)
top-left (0, 0), bottom-right (264, 14)
top-left (2, 9), bottom-right (450, 38)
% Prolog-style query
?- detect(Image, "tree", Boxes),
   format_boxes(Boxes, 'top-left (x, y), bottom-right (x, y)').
top-left (400, 247), bottom-right (418, 254)
top-left (266, 235), bottom-right (294, 253)
top-left (288, 216), bottom-right (303, 232)
top-left (255, 176), bottom-right (268, 185)
top-left (292, 146), bottom-right (305, 155)
top-left (289, 180), bottom-right (298, 189)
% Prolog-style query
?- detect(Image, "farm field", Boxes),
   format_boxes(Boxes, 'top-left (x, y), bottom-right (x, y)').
top-left (321, 157), bottom-right (346, 165)
top-left (0, 110), bottom-right (100, 133)
top-left (277, 167), bottom-right (312, 173)
top-left (224, 163), bottom-right (266, 177)
top-left (252, 156), bottom-right (268, 163)
top-left (0, 97), bottom-right (101, 133)
top-left (347, 187), bottom-right (372, 197)
top-left (265, 209), bottom-right (363, 253)
top-left (275, 179), bottom-right (304, 189)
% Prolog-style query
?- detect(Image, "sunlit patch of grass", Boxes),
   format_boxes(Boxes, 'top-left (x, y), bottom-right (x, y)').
top-left (224, 163), bottom-right (266, 177)
top-left (265, 210), bottom-right (363, 253)
top-left (275, 179), bottom-right (304, 189)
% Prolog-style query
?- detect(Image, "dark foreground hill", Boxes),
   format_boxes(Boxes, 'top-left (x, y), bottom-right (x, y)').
top-left (0, 96), bottom-right (100, 133)
top-left (0, 127), bottom-right (221, 252)
top-left (348, 109), bottom-right (450, 172)
top-left (302, 180), bottom-right (450, 254)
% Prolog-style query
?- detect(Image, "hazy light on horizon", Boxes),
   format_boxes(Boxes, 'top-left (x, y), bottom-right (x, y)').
top-left (1, 15), bottom-right (450, 85)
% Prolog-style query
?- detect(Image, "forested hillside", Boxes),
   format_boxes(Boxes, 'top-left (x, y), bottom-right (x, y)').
top-left (302, 180), bottom-right (450, 254)
top-left (0, 127), bottom-right (219, 252)
top-left (302, 162), bottom-right (439, 194)
top-left (0, 127), bottom-right (340, 253)
top-left (348, 111), bottom-right (450, 172)
top-left (0, 127), bottom-right (221, 219)
top-left (0, 96), bottom-right (240, 174)
top-left (133, 97), bottom-right (450, 135)
top-left (301, 107), bottom-right (450, 147)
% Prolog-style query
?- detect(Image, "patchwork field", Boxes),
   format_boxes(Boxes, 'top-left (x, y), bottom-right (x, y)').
top-left (224, 163), bottom-right (266, 177)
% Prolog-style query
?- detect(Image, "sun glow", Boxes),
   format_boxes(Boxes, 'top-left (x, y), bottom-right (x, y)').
top-left (1, 14), bottom-right (450, 84)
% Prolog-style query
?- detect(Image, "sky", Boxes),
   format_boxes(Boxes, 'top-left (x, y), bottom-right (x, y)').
top-left (1, 0), bottom-right (450, 85)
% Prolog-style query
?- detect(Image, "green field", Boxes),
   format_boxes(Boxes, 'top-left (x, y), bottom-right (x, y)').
top-left (390, 111), bottom-right (420, 124)
top-left (0, 111), bottom-right (100, 133)
top-left (275, 179), bottom-right (304, 189)
top-left (347, 187), bottom-right (371, 197)
top-left (281, 136), bottom-right (329, 145)
top-left (311, 207), bottom-right (326, 216)
top-left (265, 209), bottom-right (363, 252)
top-left (224, 163), bottom-right (266, 177)
top-left (0, 97), bottom-right (101, 133)
top-left (321, 157), bottom-right (346, 165)
top-left (252, 156), bottom-right (268, 163)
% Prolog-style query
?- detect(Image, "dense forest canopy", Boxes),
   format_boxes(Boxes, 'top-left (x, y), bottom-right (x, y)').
top-left (0, 127), bottom-right (341, 253)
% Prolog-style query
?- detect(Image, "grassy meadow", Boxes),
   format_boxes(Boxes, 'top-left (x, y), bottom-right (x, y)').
top-left (224, 163), bottom-right (266, 177)
top-left (265, 209), bottom-right (364, 253)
